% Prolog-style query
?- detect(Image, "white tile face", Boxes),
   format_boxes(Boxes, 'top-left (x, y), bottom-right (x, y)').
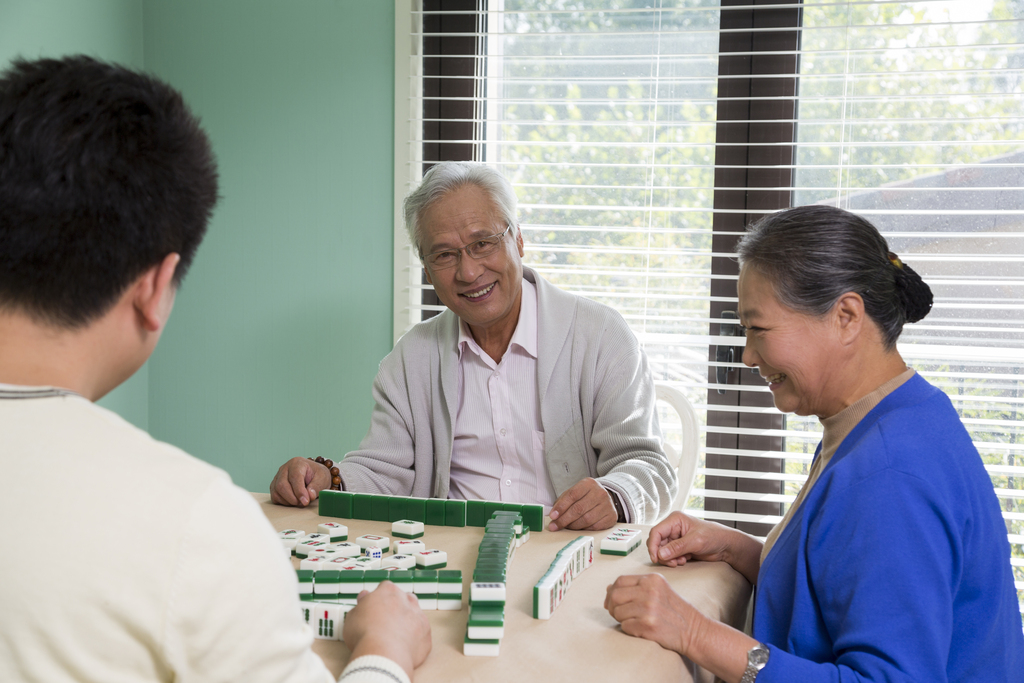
top-left (300, 556), bottom-right (332, 571)
top-left (331, 542), bottom-right (362, 558)
top-left (437, 598), bottom-right (463, 611)
top-left (393, 540), bottom-right (426, 555)
top-left (392, 520), bottom-right (425, 536)
top-left (414, 576), bottom-right (438, 595)
top-left (463, 639), bottom-right (500, 657)
top-left (414, 549), bottom-right (447, 568)
top-left (303, 533), bottom-right (332, 544)
top-left (279, 529), bottom-right (306, 541)
top-left (334, 560), bottom-right (363, 570)
top-left (382, 554), bottom-right (416, 570)
top-left (467, 624), bottom-right (504, 640)
top-left (470, 582), bottom-right (506, 603)
top-left (318, 522), bottom-right (348, 539)
top-left (348, 556), bottom-right (381, 570)
top-left (600, 527), bottom-right (643, 554)
top-left (355, 535), bottom-right (390, 552)
top-left (313, 580), bottom-right (340, 596)
top-left (417, 596), bottom-right (437, 610)
top-left (309, 603), bottom-right (343, 640)
top-left (295, 540), bottom-right (330, 557)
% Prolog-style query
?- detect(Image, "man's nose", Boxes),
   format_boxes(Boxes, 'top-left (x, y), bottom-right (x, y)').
top-left (455, 250), bottom-right (484, 282)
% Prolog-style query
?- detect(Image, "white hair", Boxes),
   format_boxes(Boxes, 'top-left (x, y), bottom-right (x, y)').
top-left (403, 162), bottom-right (519, 257)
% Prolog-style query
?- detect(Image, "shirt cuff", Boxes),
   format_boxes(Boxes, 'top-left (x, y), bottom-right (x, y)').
top-left (602, 484), bottom-right (632, 524)
top-left (338, 655), bottom-right (410, 683)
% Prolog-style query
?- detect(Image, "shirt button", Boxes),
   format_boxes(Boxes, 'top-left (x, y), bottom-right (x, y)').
top-left (505, 479), bottom-right (512, 486)
top-left (500, 428), bottom-right (507, 436)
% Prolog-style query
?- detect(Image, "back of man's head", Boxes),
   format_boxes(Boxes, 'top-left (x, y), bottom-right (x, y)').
top-left (0, 55), bottom-right (219, 329)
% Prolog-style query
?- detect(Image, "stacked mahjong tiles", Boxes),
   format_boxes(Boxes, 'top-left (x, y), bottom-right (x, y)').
top-left (464, 510), bottom-right (530, 657)
top-left (532, 535), bottom-right (595, 620)
top-left (283, 522), bottom-right (463, 641)
top-left (318, 490), bottom-right (544, 533)
top-left (599, 527), bottom-right (643, 556)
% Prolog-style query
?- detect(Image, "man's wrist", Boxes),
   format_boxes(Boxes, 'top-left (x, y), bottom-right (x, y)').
top-left (604, 486), bottom-right (627, 523)
top-left (308, 456), bottom-right (340, 491)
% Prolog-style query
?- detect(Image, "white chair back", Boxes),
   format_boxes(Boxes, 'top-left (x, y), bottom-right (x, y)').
top-left (654, 383), bottom-right (700, 511)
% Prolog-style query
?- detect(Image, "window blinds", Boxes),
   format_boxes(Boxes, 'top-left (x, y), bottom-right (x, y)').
top-left (395, 0), bottom-right (1024, 609)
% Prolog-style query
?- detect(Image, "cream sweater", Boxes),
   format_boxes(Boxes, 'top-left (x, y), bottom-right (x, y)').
top-left (0, 385), bottom-right (405, 683)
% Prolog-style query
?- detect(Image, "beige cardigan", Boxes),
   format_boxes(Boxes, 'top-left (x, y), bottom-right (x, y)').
top-left (336, 268), bottom-right (678, 524)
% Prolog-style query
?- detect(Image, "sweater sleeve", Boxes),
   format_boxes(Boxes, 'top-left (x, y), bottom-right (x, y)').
top-left (588, 321), bottom-right (678, 525)
top-left (757, 467), bottom-right (957, 683)
top-left (338, 655), bottom-right (410, 683)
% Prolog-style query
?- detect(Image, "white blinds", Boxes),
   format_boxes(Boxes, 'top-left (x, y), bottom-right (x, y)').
top-left (395, 0), bottom-right (1024, 608)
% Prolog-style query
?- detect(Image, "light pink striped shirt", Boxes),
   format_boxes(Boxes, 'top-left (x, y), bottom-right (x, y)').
top-left (448, 278), bottom-right (558, 509)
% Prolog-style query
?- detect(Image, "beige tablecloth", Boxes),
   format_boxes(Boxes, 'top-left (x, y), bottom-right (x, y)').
top-left (256, 494), bottom-right (751, 683)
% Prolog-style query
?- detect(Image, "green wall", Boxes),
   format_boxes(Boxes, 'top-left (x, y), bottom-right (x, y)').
top-left (143, 0), bottom-right (395, 492)
top-left (1, 0), bottom-right (396, 492)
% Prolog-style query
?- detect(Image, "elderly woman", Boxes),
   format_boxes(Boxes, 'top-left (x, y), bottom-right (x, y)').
top-left (605, 205), bottom-right (1024, 682)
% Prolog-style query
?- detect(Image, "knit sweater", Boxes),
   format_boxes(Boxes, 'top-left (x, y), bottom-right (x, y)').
top-left (335, 268), bottom-right (678, 524)
top-left (754, 374), bottom-right (1024, 682)
top-left (0, 386), bottom-right (335, 683)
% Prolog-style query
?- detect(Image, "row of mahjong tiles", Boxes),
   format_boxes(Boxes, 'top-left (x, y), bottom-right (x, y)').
top-left (317, 490), bottom-right (545, 532)
top-left (282, 514), bottom-right (644, 654)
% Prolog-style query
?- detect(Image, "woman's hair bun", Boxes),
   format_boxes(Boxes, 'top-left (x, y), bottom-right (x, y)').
top-left (894, 262), bottom-right (933, 323)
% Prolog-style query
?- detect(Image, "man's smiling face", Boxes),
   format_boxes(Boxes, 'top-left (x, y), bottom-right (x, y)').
top-left (419, 184), bottom-right (525, 336)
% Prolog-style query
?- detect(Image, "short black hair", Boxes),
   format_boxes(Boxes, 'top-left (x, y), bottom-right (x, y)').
top-left (0, 55), bottom-right (219, 328)
top-left (737, 205), bottom-right (933, 350)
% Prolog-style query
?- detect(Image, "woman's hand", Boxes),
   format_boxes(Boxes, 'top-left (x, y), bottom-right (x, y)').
top-left (604, 573), bottom-right (703, 655)
top-left (647, 512), bottom-right (763, 584)
top-left (647, 512), bottom-right (733, 566)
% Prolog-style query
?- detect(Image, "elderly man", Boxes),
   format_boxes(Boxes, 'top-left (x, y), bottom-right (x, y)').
top-left (271, 162), bottom-right (677, 529)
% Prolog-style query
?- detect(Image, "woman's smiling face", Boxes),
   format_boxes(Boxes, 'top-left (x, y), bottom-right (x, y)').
top-left (737, 266), bottom-right (844, 418)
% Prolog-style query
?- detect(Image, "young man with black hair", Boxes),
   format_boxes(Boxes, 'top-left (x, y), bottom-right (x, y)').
top-left (0, 55), bottom-right (429, 683)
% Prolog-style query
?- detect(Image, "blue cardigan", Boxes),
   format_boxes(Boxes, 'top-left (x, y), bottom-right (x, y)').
top-left (754, 374), bottom-right (1023, 682)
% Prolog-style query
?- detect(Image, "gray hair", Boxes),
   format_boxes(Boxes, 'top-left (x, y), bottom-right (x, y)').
top-left (403, 162), bottom-right (519, 258)
top-left (736, 205), bottom-right (933, 350)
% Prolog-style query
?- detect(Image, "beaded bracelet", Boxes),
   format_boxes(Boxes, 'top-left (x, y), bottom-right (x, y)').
top-left (309, 456), bottom-right (341, 490)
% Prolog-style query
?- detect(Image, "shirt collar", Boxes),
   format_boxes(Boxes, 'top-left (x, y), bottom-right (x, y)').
top-left (0, 383), bottom-right (80, 399)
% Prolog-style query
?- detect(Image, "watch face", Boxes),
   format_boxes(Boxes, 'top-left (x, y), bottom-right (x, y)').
top-left (750, 646), bottom-right (770, 667)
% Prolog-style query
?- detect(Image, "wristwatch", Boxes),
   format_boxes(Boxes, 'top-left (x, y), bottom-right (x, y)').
top-left (740, 642), bottom-right (770, 683)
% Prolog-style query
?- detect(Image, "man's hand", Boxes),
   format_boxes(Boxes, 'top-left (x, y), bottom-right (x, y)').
top-left (269, 457), bottom-right (331, 507)
top-left (343, 581), bottom-right (432, 679)
top-left (604, 572), bottom-right (704, 656)
top-left (548, 477), bottom-right (619, 531)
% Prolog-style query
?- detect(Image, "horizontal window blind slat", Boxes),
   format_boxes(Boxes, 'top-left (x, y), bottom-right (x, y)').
top-left (685, 508), bottom-right (783, 530)
top-left (691, 488), bottom-right (796, 504)
top-left (700, 468), bottom-right (809, 483)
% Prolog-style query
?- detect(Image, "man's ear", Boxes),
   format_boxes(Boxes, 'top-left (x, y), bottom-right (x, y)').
top-left (423, 267), bottom-right (433, 286)
top-left (515, 224), bottom-right (525, 257)
top-left (134, 253), bottom-right (181, 333)
top-left (832, 291), bottom-right (866, 345)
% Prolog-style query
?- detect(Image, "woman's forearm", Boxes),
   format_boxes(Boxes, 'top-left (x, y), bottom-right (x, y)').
top-left (685, 609), bottom-right (761, 683)
top-left (722, 525), bottom-right (763, 585)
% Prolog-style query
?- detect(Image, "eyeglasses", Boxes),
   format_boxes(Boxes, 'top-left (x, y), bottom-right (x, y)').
top-left (423, 225), bottom-right (513, 271)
